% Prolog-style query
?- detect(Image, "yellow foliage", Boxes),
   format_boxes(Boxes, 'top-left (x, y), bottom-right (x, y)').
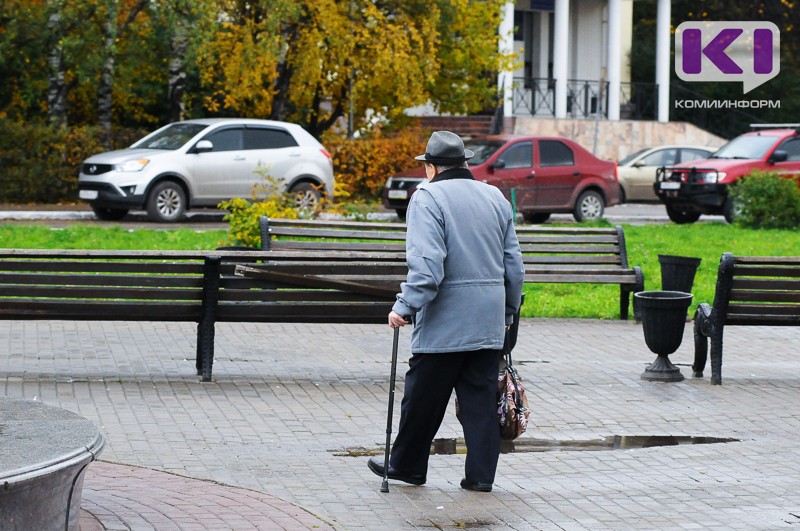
top-left (219, 197), bottom-right (299, 248)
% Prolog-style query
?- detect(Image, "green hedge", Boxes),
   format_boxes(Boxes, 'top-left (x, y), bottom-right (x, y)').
top-left (0, 119), bottom-right (145, 203)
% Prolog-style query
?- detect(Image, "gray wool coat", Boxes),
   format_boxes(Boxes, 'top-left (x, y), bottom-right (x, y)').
top-left (391, 171), bottom-right (525, 353)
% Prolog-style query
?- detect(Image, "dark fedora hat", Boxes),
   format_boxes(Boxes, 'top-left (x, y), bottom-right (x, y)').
top-left (415, 130), bottom-right (474, 165)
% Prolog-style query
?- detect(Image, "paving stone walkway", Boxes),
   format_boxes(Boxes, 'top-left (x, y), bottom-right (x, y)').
top-left (2, 318), bottom-right (800, 530)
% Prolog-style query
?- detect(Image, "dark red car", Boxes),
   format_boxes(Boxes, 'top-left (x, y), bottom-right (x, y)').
top-left (381, 135), bottom-right (620, 222)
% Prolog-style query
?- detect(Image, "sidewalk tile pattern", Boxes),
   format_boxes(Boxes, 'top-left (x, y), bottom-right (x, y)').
top-left (2, 319), bottom-right (800, 530)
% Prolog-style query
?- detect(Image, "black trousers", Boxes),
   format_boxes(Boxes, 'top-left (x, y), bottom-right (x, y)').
top-left (389, 348), bottom-right (502, 484)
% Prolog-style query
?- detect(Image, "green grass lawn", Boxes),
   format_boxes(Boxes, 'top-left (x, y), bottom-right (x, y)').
top-left (2, 221), bottom-right (798, 319)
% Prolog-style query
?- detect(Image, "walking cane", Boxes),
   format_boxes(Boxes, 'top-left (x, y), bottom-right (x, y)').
top-left (380, 325), bottom-right (401, 493)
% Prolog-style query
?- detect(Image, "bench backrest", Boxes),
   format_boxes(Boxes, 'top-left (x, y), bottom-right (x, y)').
top-left (712, 253), bottom-right (800, 326)
top-left (0, 249), bottom-right (398, 325)
top-left (261, 218), bottom-right (407, 253)
top-left (261, 218), bottom-right (637, 282)
top-left (0, 250), bottom-right (210, 321)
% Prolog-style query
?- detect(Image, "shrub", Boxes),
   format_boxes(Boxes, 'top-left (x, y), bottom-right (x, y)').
top-left (730, 171), bottom-right (800, 229)
top-left (0, 119), bottom-right (146, 203)
top-left (219, 171), bottom-right (299, 248)
top-left (322, 126), bottom-right (426, 199)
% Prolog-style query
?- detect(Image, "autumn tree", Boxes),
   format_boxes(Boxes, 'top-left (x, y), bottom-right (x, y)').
top-left (197, 0), bottom-right (513, 137)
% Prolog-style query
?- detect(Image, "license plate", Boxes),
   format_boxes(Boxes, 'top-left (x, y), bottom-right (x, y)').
top-left (659, 182), bottom-right (681, 190)
top-left (79, 190), bottom-right (98, 200)
top-left (388, 190), bottom-right (408, 199)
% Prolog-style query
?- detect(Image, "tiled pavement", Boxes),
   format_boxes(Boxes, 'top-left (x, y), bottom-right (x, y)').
top-left (2, 318), bottom-right (800, 530)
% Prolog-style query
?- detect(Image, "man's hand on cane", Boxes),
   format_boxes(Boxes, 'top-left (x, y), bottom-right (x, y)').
top-left (388, 311), bottom-right (409, 329)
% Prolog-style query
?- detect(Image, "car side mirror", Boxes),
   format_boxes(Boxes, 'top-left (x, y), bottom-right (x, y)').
top-left (194, 140), bottom-right (213, 153)
top-left (769, 150), bottom-right (788, 164)
top-left (491, 160), bottom-right (506, 170)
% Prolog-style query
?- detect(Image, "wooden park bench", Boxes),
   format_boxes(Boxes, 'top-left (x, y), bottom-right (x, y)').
top-left (260, 218), bottom-right (644, 319)
top-left (693, 253), bottom-right (800, 384)
top-left (0, 249), bottom-right (399, 381)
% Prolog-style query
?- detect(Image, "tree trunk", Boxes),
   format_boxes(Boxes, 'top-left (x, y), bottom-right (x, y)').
top-left (97, 0), bottom-right (148, 147)
top-left (97, 1), bottom-right (118, 148)
top-left (46, 4), bottom-right (68, 128)
top-left (167, 25), bottom-right (189, 123)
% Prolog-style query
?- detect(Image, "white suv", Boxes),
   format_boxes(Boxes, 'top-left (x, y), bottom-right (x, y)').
top-left (78, 118), bottom-right (334, 222)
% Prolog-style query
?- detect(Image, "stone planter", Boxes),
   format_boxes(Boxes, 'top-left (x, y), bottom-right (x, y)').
top-left (635, 290), bottom-right (693, 382)
top-left (658, 254), bottom-right (701, 293)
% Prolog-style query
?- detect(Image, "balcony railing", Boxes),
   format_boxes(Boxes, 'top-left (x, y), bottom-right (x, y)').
top-left (512, 78), bottom-right (658, 120)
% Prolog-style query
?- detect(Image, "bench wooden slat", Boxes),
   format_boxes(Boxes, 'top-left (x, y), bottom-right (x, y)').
top-left (0, 286), bottom-right (203, 301)
top-left (215, 302), bottom-right (391, 323)
top-left (732, 278), bottom-right (800, 291)
top-left (0, 272), bottom-right (203, 289)
top-left (521, 255), bottom-right (621, 265)
top-left (525, 273), bottom-right (638, 284)
top-left (270, 226), bottom-right (407, 241)
top-left (266, 218), bottom-right (407, 231)
top-left (518, 244), bottom-right (620, 254)
top-left (254, 261), bottom-right (409, 275)
top-left (270, 241), bottom-right (407, 252)
top-left (733, 264), bottom-right (800, 278)
top-left (516, 234), bottom-right (620, 244)
top-left (218, 289), bottom-right (381, 303)
top-left (727, 303), bottom-right (800, 316)
top-left (0, 260), bottom-right (204, 274)
top-left (729, 289), bottom-right (800, 303)
top-left (0, 300), bottom-right (200, 320)
top-left (726, 314), bottom-right (800, 326)
top-left (0, 249), bottom-right (212, 259)
top-left (735, 256), bottom-right (800, 265)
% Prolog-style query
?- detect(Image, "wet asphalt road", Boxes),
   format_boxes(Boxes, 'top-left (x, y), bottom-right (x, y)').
top-left (0, 203), bottom-right (726, 229)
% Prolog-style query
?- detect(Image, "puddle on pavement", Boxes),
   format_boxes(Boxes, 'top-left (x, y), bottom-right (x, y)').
top-left (434, 435), bottom-right (739, 454)
top-left (334, 435), bottom-right (738, 457)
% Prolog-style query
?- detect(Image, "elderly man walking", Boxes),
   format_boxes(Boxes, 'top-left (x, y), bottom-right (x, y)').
top-left (368, 130), bottom-right (525, 492)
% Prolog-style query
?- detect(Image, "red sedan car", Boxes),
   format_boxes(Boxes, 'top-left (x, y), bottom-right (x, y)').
top-left (381, 135), bottom-right (620, 222)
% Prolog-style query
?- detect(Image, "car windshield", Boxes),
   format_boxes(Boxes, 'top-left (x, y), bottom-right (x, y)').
top-left (464, 140), bottom-right (506, 165)
top-left (618, 148), bottom-right (649, 166)
top-left (711, 135), bottom-right (778, 160)
top-left (132, 123), bottom-right (209, 150)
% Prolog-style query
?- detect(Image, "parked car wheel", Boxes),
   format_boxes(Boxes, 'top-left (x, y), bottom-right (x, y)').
top-left (91, 205), bottom-right (128, 221)
top-left (146, 181), bottom-right (186, 222)
top-left (395, 208), bottom-right (407, 220)
top-left (523, 212), bottom-right (551, 223)
top-left (573, 190), bottom-right (605, 222)
top-left (290, 181), bottom-right (322, 212)
top-left (665, 205), bottom-right (701, 224)
top-left (722, 196), bottom-right (736, 224)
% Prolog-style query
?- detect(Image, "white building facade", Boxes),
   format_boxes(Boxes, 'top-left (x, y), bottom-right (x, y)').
top-left (500, 0), bottom-right (672, 123)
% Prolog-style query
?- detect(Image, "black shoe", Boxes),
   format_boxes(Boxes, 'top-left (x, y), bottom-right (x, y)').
top-left (367, 456), bottom-right (426, 485)
top-left (460, 478), bottom-right (492, 492)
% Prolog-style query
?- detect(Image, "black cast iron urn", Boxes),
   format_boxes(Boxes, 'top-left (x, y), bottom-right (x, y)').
top-left (635, 290), bottom-right (693, 382)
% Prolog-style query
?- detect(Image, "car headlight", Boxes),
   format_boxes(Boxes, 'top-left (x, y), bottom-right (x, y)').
top-left (114, 159), bottom-right (149, 172)
top-left (700, 171), bottom-right (725, 184)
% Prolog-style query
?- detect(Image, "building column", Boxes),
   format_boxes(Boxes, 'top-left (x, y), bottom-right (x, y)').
top-left (537, 12), bottom-right (550, 79)
top-left (553, 0), bottom-right (570, 118)
top-left (498, 1), bottom-right (515, 118)
top-left (607, 0), bottom-right (621, 120)
top-left (656, 0), bottom-right (671, 122)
